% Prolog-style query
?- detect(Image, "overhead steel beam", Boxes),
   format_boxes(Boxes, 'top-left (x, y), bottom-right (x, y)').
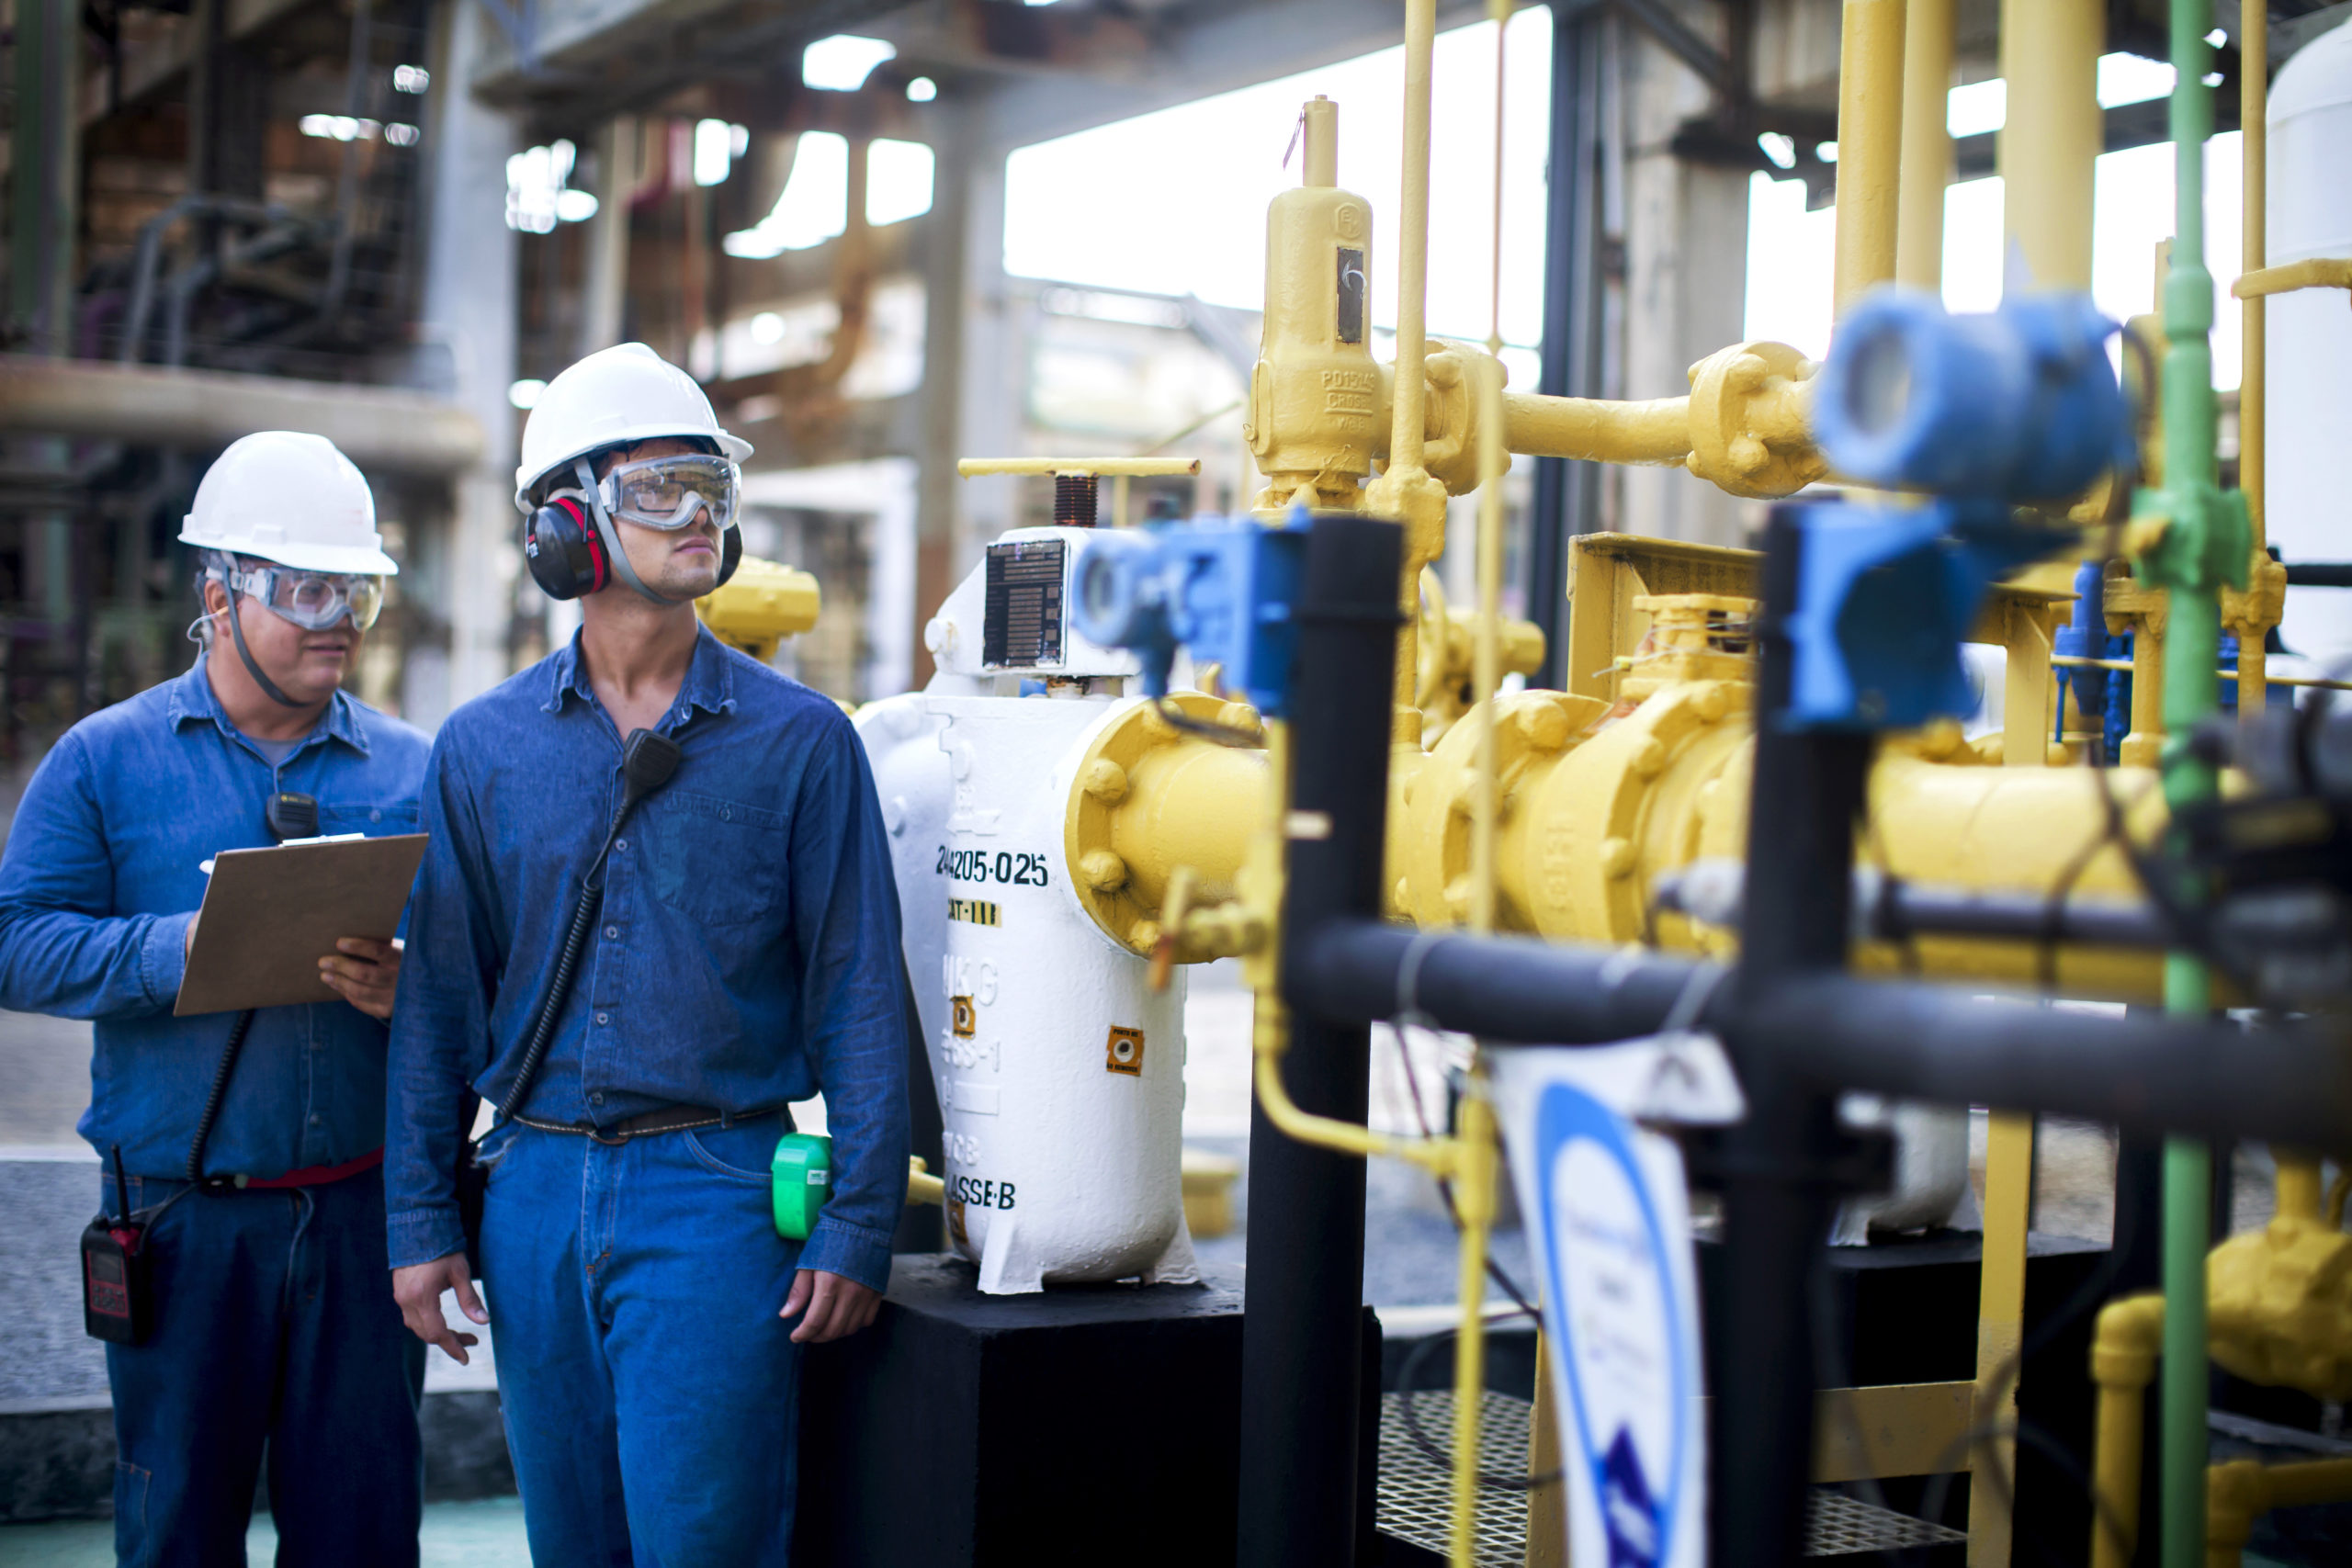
top-left (79, 0), bottom-right (310, 126)
top-left (0, 356), bottom-right (488, 474)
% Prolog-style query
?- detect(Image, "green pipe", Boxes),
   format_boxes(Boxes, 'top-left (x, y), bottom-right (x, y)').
top-left (2154, 4), bottom-right (2230, 1567)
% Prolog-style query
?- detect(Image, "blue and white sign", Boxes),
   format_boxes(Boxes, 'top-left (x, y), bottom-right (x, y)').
top-left (1492, 1041), bottom-right (1724, 1568)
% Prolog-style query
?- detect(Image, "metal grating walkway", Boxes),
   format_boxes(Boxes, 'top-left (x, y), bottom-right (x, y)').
top-left (1376, 1390), bottom-right (1967, 1564)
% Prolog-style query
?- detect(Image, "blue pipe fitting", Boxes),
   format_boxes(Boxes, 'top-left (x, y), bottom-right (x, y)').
top-left (1813, 288), bottom-right (2131, 500)
top-left (1070, 514), bottom-right (1308, 716)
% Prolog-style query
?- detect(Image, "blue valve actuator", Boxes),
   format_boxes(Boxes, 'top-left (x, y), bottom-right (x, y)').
top-left (1070, 513), bottom-right (1307, 717)
top-left (1782, 288), bottom-right (2135, 730)
top-left (1812, 288), bottom-right (2131, 500)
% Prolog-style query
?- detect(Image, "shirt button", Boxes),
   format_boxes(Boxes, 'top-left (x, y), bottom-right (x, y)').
top-left (605, 925), bottom-right (618, 940)
top-left (310, 1114), bottom-right (322, 1126)
top-left (615, 838), bottom-right (628, 852)
top-left (369, 808), bottom-right (382, 822)
top-left (595, 1011), bottom-right (610, 1025)
top-left (591, 1092), bottom-right (605, 1106)
top-left (718, 806), bottom-right (730, 822)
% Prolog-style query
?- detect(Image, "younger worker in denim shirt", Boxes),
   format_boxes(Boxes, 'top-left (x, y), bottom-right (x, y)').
top-left (0, 432), bottom-right (431, 1566)
top-left (386, 343), bottom-right (909, 1565)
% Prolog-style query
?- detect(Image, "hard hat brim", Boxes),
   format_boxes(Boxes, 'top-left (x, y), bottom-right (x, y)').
top-left (177, 526), bottom-right (400, 577)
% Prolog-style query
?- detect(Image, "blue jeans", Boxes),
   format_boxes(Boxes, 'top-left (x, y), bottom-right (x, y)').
top-left (105, 1165), bottom-right (425, 1568)
top-left (481, 1115), bottom-right (804, 1567)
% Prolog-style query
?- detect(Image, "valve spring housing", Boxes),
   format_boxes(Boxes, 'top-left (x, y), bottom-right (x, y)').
top-left (1054, 474), bottom-right (1099, 528)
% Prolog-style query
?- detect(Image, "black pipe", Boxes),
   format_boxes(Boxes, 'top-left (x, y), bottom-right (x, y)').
top-left (1285, 920), bottom-right (2352, 1150)
top-left (1526, 0), bottom-right (1606, 690)
top-left (1238, 512), bottom-right (1403, 1568)
top-left (1710, 506), bottom-right (1870, 1568)
top-left (2285, 562), bottom-right (2352, 588)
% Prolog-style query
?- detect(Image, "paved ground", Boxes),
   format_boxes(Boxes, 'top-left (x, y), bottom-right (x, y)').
top-left (0, 1497), bottom-right (532, 1565)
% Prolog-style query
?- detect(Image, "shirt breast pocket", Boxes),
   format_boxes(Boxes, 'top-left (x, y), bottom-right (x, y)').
top-left (645, 790), bottom-right (788, 928)
top-left (318, 802), bottom-right (423, 836)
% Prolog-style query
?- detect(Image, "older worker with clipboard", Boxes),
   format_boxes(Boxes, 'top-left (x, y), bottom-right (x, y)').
top-left (0, 432), bottom-right (434, 1568)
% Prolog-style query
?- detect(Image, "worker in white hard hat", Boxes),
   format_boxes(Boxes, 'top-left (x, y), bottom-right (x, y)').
top-left (385, 344), bottom-right (908, 1564)
top-left (0, 430), bottom-right (435, 1564)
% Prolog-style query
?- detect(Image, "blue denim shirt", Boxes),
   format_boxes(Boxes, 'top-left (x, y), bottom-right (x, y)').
top-left (384, 627), bottom-right (910, 1291)
top-left (0, 655), bottom-right (431, 1179)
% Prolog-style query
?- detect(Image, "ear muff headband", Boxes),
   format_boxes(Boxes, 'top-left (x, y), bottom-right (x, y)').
top-left (524, 496), bottom-right (606, 601)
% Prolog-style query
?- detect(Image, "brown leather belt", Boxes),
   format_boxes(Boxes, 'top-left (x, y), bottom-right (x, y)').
top-left (512, 1104), bottom-right (782, 1146)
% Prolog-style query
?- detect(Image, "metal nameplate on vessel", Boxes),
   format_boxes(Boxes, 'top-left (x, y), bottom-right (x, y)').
top-left (982, 539), bottom-right (1066, 669)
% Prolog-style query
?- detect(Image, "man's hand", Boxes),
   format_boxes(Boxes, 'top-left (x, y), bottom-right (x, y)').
top-left (779, 1269), bottom-right (882, 1344)
top-left (393, 1252), bottom-right (489, 1364)
top-left (321, 936), bottom-right (401, 1021)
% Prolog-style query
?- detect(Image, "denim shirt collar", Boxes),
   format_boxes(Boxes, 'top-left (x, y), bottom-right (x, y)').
top-left (542, 624), bottom-right (737, 722)
top-left (166, 651), bottom-right (373, 756)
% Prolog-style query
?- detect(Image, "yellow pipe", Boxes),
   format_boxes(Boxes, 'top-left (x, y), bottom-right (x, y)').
top-left (1361, 0), bottom-right (1454, 750)
top-left (2088, 1294), bottom-right (2166, 1568)
top-left (2238, 0), bottom-right (2269, 737)
top-left (2232, 257), bottom-right (2352, 298)
top-left (955, 457), bottom-right (1201, 478)
top-left (1833, 0), bottom-right (1908, 317)
top-left (1998, 0), bottom-right (2101, 289)
top-left (906, 1156), bottom-right (945, 1207)
top-left (2274, 1154), bottom-right (2323, 1222)
top-left (1451, 1070), bottom-right (1498, 1568)
top-left (1499, 389), bottom-right (1695, 465)
top-left (1973, 1110), bottom-right (2033, 1566)
top-left (2208, 1458), bottom-right (2352, 1568)
top-left (1895, 0), bottom-right (1955, 289)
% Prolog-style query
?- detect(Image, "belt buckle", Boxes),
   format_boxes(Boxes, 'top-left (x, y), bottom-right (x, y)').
top-left (588, 1122), bottom-right (633, 1146)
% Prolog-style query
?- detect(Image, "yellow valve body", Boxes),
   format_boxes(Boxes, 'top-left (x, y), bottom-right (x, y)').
top-left (2206, 1215), bottom-right (2352, 1402)
top-left (695, 556), bottom-right (820, 662)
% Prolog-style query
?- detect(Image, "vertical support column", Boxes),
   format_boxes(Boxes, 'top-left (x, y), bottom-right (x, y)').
top-left (8, 0), bottom-right (78, 353)
top-left (412, 0), bottom-right (519, 724)
top-left (1525, 1), bottom-right (1604, 690)
top-left (1832, 0), bottom-right (1907, 317)
top-left (1618, 13), bottom-right (1748, 546)
top-left (1895, 0), bottom-right (1954, 290)
top-left (1998, 0), bottom-right (2102, 291)
top-left (578, 118), bottom-right (634, 358)
top-left (915, 107), bottom-right (1019, 685)
top-left (1971, 595), bottom-right (2057, 1566)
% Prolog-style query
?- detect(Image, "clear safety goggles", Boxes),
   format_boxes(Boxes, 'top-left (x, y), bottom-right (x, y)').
top-left (588, 453), bottom-right (741, 533)
top-left (224, 564), bottom-right (385, 632)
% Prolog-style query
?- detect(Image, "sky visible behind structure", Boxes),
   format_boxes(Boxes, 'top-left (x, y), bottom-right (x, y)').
top-left (1004, 13), bottom-right (2249, 393)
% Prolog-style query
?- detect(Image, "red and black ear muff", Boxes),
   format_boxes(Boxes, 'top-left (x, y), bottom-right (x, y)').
top-left (715, 525), bottom-right (741, 590)
top-left (523, 496), bottom-right (607, 601)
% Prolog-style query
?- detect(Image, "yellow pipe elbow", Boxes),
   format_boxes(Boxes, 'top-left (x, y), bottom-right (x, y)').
top-left (2087, 1294), bottom-right (2164, 1568)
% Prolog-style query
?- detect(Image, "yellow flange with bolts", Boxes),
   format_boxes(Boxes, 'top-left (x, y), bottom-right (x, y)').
top-left (1415, 567), bottom-right (1545, 744)
top-left (1065, 693), bottom-right (1271, 962)
top-left (694, 557), bottom-right (820, 663)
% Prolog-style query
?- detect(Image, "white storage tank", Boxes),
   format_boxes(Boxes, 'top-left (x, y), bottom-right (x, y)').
top-left (854, 528), bottom-right (1200, 1294)
top-left (2267, 20), bottom-right (2352, 670)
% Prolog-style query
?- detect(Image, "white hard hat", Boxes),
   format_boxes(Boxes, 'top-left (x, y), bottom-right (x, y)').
top-left (179, 431), bottom-right (399, 576)
top-left (514, 342), bottom-right (752, 512)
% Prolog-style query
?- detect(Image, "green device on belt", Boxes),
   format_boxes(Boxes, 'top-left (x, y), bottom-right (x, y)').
top-left (772, 1133), bottom-right (832, 1240)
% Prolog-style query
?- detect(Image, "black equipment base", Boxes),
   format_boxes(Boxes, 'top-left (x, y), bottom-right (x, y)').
top-left (794, 1254), bottom-right (1251, 1567)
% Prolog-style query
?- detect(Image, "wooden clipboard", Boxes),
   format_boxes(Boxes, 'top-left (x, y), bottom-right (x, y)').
top-left (174, 834), bottom-right (428, 1016)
